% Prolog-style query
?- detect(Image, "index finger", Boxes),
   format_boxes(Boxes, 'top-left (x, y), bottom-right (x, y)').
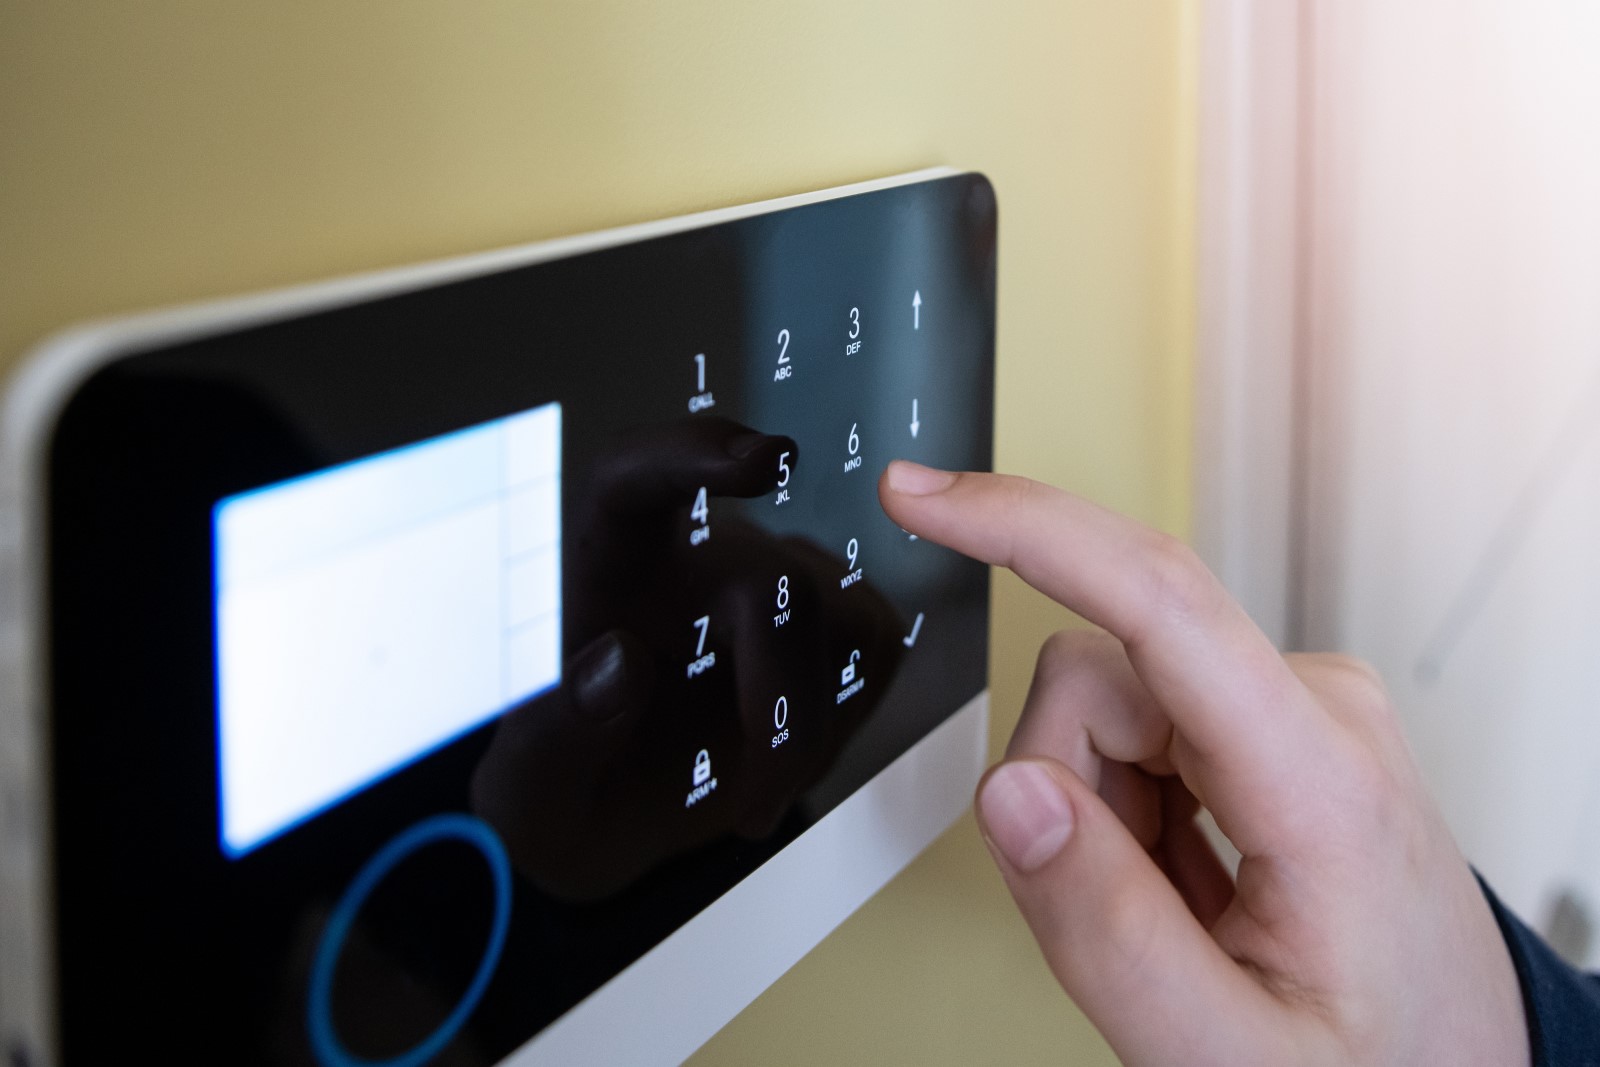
top-left (590, 418), bottom-right (795, 515)
top-left (879, 461), bottom-right (1336, 854)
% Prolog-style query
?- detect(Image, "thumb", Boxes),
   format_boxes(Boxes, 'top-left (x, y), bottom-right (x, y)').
top-left (975, 758), bottom-right (1292, 1065)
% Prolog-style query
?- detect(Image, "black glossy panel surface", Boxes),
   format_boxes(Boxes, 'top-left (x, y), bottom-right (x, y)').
top-left (46, 174), bottom-right (996, 1064)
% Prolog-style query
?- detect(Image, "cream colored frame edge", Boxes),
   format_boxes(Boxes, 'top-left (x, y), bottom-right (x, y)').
top-left (0, 166), bottom-right (989, 1066)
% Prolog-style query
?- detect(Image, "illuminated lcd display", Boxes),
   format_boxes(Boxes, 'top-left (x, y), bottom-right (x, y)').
top-left (214, 401), bottom-right (562, 857)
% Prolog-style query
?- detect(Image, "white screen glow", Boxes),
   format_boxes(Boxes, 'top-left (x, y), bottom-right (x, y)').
top-left (214, 402), bottom-right (562, 857)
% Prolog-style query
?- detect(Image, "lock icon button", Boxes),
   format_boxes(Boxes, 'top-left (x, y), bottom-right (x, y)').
top-left (840, 649), bottom-right (861, 686)
top-left (693, 749), bottom-right (712, 787)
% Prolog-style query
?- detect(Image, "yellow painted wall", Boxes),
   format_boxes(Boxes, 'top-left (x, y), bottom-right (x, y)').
top-left (0, 3), bottom-right (1194, 1063)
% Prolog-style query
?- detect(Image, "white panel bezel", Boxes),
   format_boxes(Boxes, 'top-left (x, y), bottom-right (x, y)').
top-left (0, 166), bottom-right (984, 1066)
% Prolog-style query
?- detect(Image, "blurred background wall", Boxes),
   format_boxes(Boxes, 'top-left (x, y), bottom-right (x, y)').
top-left (0, 3), bottom-right (1198, 1063)
top-left (1297, 0), bottom-right (1600, 968)
top-left (1194, 0), bottom-right (1600, 971)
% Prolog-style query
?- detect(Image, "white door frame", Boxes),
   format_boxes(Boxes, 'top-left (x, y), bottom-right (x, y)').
top-left (1192, 0), bottom-right (1309, 649)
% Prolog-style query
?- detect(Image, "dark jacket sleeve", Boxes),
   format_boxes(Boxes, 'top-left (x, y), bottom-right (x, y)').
top-left (1480, 876), bottom-right (1600, 1066)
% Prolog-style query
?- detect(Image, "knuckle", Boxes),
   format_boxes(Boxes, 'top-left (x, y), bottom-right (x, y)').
top-left (1139, 533), bottom-right (1218, 621)
top-left (991, 474), bottom-right (1038, 564)
top-left (1037, 627), bottom-right (1082, 663)
top-left (1095, 884), bottom-right (1165, 986)
top-left (1032, 631), bottom-right (1075, 688)
top-left (1324, 730), bottom-right (1412, 843)
top-left (1306, 653), bottom-right (1396, 725)
top-left (1341, 744), bottom-right (1397, 810)
top-left (994, 472), bottom-right (1041, 518)
top-left (1034, 628), bottom-right (1110, 681)
top-left (1324, 653), bottom-right (1388, 698)
top-left (1028, 632), bottom-right (1129, 721)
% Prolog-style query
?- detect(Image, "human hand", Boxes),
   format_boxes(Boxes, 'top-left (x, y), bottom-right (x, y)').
top-left (878, 461), bottom-right (1529, 1066)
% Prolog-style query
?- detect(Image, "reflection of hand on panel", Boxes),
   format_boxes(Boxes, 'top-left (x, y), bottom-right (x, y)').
top-left (472, 417), bottom-right (907, 901)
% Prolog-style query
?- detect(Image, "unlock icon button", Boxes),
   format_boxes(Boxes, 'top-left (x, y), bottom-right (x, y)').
top-left (840, 650), bottom-right (860, 686)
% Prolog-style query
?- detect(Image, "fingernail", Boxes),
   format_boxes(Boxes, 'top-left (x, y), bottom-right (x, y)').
top-left (886, 460), bottom-right (957, 496)
top-left (569, 632), bottom-right (631, 722)
top-left (726, 432), bottom-right (770, 459)
top-left (979, 761), bottom-right (1074, 872)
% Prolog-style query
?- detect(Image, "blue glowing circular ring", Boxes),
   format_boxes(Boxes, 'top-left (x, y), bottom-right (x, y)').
top-left (307, 813), bottom-right (512, 1067)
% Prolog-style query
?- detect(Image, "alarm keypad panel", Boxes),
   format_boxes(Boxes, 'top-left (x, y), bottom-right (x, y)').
top-left (38, 173), bottom-right (995, 1064)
